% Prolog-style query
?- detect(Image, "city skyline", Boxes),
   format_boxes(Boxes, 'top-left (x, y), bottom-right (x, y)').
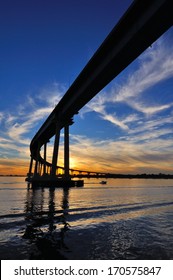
top-left (0, 0), bottom-right (173, 175)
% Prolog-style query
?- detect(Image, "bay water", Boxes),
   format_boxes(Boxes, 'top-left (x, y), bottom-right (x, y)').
top-left (0, 177), bottom-right (173, 259)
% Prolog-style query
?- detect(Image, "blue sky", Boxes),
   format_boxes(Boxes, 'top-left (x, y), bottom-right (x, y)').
top-left (0, 0), bottom-right (173, 175)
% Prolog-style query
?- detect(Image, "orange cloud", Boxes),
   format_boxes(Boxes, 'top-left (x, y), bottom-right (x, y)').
top-left (0, 159), bottom-right (29, 176)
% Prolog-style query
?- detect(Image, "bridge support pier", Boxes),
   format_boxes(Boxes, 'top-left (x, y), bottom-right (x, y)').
top-left (43, 142), bottom-right (47, 175)
top-left (51, 123), bottom-right (60, 176)
top-left (28, 156), bottom-right (33, 178)
top-left (64, 124), bottom-right (70, 179)
top-left (34, 146), bottom-right (40, 176)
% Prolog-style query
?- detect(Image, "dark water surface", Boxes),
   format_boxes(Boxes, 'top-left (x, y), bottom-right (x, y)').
top-left (0, 177), bottom-right (173, 259)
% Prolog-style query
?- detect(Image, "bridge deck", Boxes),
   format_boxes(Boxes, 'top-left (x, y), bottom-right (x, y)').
top-left (28, 0), bottom-right (173, 185)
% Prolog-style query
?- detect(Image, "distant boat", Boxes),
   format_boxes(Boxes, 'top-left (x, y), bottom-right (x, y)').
top-left (100, 181), bottom-right (107, 184)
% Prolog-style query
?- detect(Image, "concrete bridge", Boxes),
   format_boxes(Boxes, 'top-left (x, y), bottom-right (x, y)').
top-left (26, 0), bottom-right (173, 187)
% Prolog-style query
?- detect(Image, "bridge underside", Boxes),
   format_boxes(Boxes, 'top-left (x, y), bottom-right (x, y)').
top-left (26, 0), bottom-right (173, 187)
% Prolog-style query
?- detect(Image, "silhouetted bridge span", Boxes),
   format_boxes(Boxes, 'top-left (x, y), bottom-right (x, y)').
top-left (26, 0), bottom-right (173, 187)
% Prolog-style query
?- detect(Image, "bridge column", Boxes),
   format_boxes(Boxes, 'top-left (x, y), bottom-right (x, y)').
top-left (38, 162), bottom-right (42, 176)
top-left (64, 124), bottom-right (70, 179)
top-left (43, 142), bottom-right (47, 175)
top-left (34, 146), bottom-right (40, 176)
top-left (28, 156), bottom-right (33, 177)
top-left (51, 123), bottom-right (60, 176)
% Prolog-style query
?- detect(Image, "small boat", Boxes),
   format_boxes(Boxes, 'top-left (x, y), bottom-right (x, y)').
top-left (99, 181), bottom-right (107, 184)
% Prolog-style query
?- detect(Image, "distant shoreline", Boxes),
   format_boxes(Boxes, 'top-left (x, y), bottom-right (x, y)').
top-left (105, 173), bottom-right (173, 179)
top-left (0, 175), bottom-right (26, 177)
top-left (0, 174), bottom-right (173, 179)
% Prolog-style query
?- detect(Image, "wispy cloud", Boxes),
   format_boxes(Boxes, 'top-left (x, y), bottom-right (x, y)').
top-left (0, 83), bottom-right (65, 174)
top-left (69, 134), bottom-right (173, 173)
top-left (0, 112), bottom-right (4, 123)
top-left (3, 83), bottom-right (65, 141)
top-left (112, 36), bottom-right (173, 104)
top-left (80, 31), bottom-right (173, 131)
